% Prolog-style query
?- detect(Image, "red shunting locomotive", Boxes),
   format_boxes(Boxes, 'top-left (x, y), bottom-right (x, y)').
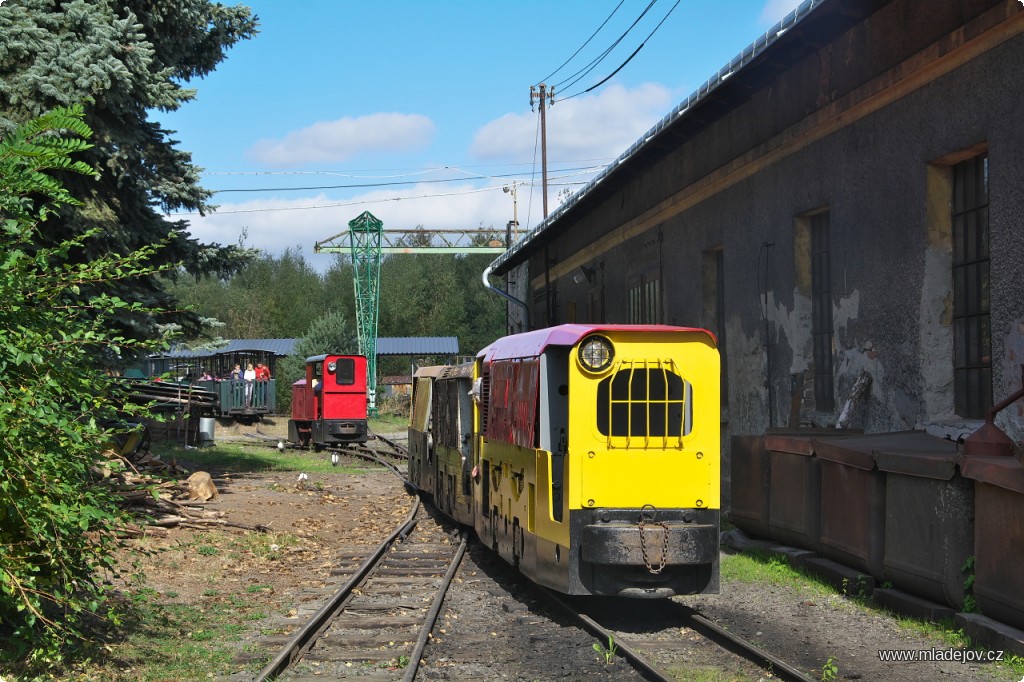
top-left (288, 354), bottom-right (369, 449)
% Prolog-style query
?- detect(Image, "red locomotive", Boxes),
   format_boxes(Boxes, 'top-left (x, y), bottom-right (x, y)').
top-left (288, 354), bottom-right (368, 449)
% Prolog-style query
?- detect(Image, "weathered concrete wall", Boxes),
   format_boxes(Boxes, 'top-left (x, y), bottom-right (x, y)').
top-left (519, 0), bottom-right (1024, 447)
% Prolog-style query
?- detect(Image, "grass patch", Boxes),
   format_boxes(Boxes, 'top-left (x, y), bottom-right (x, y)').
top-left (721, 549), bottom-right (833, 596)
top-left (370, 413), bottom-right (408, 431)
top-left (724, 548), bottom-right (1024, 678)
top-left (0, 595), bottom-right (262, 682)
top-left (151, 440), bottom-right (371, 475)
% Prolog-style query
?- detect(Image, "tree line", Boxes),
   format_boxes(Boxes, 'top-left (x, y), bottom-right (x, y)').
top-left (166, 243), bottom-right (508, 411)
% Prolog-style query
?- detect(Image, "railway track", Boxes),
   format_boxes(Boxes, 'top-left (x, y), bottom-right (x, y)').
top-left (249, 496), bottom-right (466, 681)
top-left (239, 434), bottom-right (812, 680)
top-left (564, 593), bottom-right (817, 681)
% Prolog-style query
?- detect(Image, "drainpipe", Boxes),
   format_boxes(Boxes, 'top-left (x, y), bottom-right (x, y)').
top-left (482, 265), bottom-right (530, 331)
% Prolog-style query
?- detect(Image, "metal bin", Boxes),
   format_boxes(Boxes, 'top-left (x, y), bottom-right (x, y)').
top-left (813, 434), bottom-right (888, 577)
top-left (875, 432), bottom-right (970, 609)
top-left (765, 433), bottom-right (821, 552)
top-left (961, 455), bottom-right (1024, 628)
top-left (729, 435), bottom-right (771, 538)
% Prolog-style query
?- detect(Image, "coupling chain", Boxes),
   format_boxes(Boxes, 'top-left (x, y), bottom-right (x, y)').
top-left (638, 505), bottom-right (669, 574)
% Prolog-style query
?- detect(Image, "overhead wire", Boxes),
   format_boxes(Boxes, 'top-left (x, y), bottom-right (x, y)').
top-left (551, 0), bottom-right (658, 94)
top-left (558, 0), bottom-right (683, 102)
top-left (207, 164), bottom-right (607, 193)
top-left (166, 173), bottom-right (597, 217)
top-left (534, 0), bottom-right (625, 87)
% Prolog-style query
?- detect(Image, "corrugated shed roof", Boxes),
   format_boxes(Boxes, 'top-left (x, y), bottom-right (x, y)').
top-left (377, 337), bottom-right (459, 356)
top-left (157, 338), bottom-right (299, 359)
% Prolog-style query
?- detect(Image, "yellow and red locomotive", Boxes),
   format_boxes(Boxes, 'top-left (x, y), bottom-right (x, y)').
top-left (408, 324), bottom-right (720, 598)
top-left (288, 354), bottom-right (369, 449)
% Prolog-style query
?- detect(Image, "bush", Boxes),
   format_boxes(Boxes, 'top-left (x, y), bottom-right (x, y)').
top-left (0, 107), bottom-right (168, 665)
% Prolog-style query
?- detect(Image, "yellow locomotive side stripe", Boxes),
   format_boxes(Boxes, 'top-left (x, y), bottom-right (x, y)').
top-left (480, 437), bottom-right (570, 548)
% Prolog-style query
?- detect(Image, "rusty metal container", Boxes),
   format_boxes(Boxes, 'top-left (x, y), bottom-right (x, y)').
top-left (961, 456), bottom-right (1024, 629)
top-left (874, 432), bottom-right (971, 609)
top-left (813, 435), bottom-right (887, 577)
top-left (766, 433), bottom-right (821, 552)
top-left (729, 435), bottom-right (772, 538)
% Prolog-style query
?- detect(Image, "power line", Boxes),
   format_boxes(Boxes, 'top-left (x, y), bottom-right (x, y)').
top-left (551, 0), bottom-right (658, 93)
top-left (202, 158), bottom-right (616, 177)
top-left (207, 164), bottom-right (606, 194)
top-left (534, 0), bottom-right (625, 87)
top-left (167, 178), bottom-right (593, 217)
top-left (558, 0), bottom-right (682, 102)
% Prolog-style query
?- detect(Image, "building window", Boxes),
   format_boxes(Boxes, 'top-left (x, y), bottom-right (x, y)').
top-left (810, 212), bottom-right (835, 412)
top-left (702, 249), bottom-right (729, 408)
top-left (952, 153), bottom-right (991, 419)
top-left (628, 271), bottom-right (662, 324)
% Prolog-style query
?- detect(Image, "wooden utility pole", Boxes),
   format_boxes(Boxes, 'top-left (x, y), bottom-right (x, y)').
top-left (530, 83), bottom-right (554, 218)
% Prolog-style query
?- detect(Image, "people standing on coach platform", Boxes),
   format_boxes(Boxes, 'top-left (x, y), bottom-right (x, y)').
top-left (243, 363), bottom-right (256, 406)
top-left (255, 362), bottom-right (270, 381)
top-left (230, 363), bottom-right (243, 381)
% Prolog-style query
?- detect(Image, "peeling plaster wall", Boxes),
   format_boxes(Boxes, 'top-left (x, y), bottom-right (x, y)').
top-left (511, 2), bottom-right (1024, 453)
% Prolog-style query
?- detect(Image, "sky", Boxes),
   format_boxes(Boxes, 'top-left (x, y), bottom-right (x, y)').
top-left (160, 0), bottom-right (803, 270)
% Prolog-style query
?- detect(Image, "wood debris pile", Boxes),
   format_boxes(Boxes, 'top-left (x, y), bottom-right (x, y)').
top-left (95, 449), bottom-right (270, 538)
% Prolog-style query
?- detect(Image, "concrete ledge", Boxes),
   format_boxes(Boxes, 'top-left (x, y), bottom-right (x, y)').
top-left (873, 588), bottom-right (956, 623)
top-left (954, 612), bottom-right (1024, 657)
top-left (800, 556), bottom-right (874, 596)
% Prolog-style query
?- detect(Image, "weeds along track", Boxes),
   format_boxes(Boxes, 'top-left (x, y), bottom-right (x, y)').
top-left (566, 593), bottom-right (818, 681)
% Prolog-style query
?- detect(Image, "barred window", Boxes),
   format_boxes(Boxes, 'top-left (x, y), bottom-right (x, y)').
top-left (596, 366), bottom-right (691, 438)
top-left (628, 271), bottom-right (662, 324)
top-left (952, 153), bottom-right (991, 419)
top-left (810, 212), bottom-right (835, 412)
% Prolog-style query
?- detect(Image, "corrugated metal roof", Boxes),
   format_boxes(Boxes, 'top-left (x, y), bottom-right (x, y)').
top-left (159, 337), bottom-right (458, 359)
top-left (157, 338), bottom-right (298, 359)
top-left (377, 337), bottom-right (459, 356)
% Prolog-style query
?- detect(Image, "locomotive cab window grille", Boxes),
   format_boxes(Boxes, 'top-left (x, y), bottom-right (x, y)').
top-left (596, 360), bottom-right (692, 443)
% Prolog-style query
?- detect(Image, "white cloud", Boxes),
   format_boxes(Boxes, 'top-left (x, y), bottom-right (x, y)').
top-left (759, 0), bottom-right (803, 25)
top-left (247, 113), bottom-right (436, 166)
top-left (470, 83), bottom-right (673, 163)
top-left (176, 182), bottom-right (535, 273)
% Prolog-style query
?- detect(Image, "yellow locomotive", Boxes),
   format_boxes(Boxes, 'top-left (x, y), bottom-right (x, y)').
top-left (408, 324), bottom-right (720, 597)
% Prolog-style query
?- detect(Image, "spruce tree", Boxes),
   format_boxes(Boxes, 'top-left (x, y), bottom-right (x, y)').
top-left (0, 0), bottom-right (258, 343)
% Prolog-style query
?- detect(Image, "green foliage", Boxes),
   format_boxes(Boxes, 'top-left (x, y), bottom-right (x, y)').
top-left (593, 634), bottom-right (618, 664)
top-left (0, 108), bottom-right (169, 666)
top-left (821, 655), bottom-right (839, 681)
top-left (274, 310), bottom-right (359, 413)
top-left (0, 0), bottom-right (259, 345)
top-left (961, 556), bottom-right (977, 613)
top-left (170, 244), bottom-right (508, 415)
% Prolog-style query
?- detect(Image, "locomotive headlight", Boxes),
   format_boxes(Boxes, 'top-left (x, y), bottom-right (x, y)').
top-left (578, 335), bottom-right (614, 372)
top-left (327, 361), bottom-right (337, 373)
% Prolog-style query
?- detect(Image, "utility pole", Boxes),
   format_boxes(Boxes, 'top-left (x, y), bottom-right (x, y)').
top-left (530, 83), bottom-right (554, 218)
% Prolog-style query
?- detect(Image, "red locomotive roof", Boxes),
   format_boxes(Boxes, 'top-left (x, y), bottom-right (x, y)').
top-left (477, 324), bottom-right (717, 362)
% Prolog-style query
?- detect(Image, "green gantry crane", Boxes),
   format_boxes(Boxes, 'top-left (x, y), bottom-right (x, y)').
top-left (314, 211), bottom-right (507, 414)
